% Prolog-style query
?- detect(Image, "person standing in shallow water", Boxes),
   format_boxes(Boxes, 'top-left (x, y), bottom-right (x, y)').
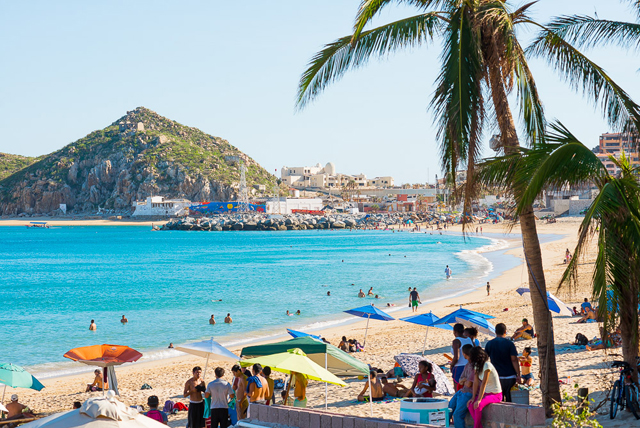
top-left (486, 282), bottom-right (491, 296)
top-left (89, 319), bottom-right (97, 331)
top-left (409, 288), bottom-right (421, 312)
top-left (209, 314), bottom-right (216, 325)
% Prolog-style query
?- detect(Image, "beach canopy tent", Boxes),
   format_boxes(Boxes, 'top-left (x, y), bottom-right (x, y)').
top-left (454, 316), bottom-right (496, 337)
top-left (344, 304), bottom-right (395, 346)
top-left (175, 337), bottom-right (238, 381)
top-left (393, 354), bottom-right (455, 396)
top-left (516, 288), bottom-right (573, 316)
top-left (22, 393), bottom-right (167, 428)
top-left (434, 306), bottom-right (495, 325)
top-left (286, 329), bottom-right (322, 340)
top-left (0, 363), bottom-right (45, 403)
top-left (64, 344), bottom-right (143, 396)
top-left (241, 336), bottom-right (368, 377)
top-left (400, 312), bottom-right (453, 355)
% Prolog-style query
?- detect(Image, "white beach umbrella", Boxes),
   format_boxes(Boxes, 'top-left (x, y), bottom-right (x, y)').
top-left (455, 316), bottom-right (496, 337)
top-left (515, 288), bottom-right (573, 316)
top-left (175, 337), bottom-right (238, 380)
top-left (22, 393), bottom-right (166, 427)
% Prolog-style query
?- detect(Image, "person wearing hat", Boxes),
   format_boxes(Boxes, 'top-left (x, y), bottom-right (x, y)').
top-left (5, 394), bottom-right (34, 424)
top-left (144, 395), bottom-right (168, 425)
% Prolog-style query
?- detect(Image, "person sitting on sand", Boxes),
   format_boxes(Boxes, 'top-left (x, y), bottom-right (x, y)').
top-left (357, 371), bottom-right (385, 401)
top-left (144, 395), bottom-right (168, 425)
top-left (380, 376), bottom-right (409, 397)
top-left (121, 315), bottom-right (128, 324)
top-left (209, 314), bottom-right (216, 325)
top-left (225, 313), bottom-right (232, 323)
top-left (5, 395), bottom-right (35, 425)
top-left (367, 287), bottom-right (374, 296)
top-left (511, 319), bottom-right (534, 341)
top-left (572, 306), bottom-right (579, 316)
top-left (578, 307), bottom-right (597, 323)
top-left (358, 289), bottom-right (365, 298)
top-left (86, 369), bottom-right (106, 392)
top-left (518, 347), bottom-right (534, 386)
top-left (338, 336), bottom-right (348, 352)
top-left (586, 326), bottom-right (622, 351)
top-left (407, 360), bottom-right (436, 398)
top-left (347, 339), bottom-right (356, 353)
top-left (580, 298), bottom-right (593, 315)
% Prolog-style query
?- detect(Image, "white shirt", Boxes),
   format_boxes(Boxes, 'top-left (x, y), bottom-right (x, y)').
top-left (478, 362), bottom-right (502, 395)
top-left (206, 378), bottom-right (234, 409)
top-left (452, 337), bottom-right (474, 367)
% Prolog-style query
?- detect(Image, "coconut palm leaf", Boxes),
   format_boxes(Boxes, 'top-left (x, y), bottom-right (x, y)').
top-left (545, 15), bottom-right (640, 50)
top-left (296, 13), bottom-right (442, 109)
top-left (528, 27), bottom-right (640, 132)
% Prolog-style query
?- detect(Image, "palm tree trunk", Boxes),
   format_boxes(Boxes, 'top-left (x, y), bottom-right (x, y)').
top-left (617, 275), bottom-right (639, 381)
top-left (486, 54), bottom-right (561, 415)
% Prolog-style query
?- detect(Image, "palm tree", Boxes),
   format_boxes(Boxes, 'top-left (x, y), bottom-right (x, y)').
top-left (295, 0), bottom-right (640, 413)
top-left (482, 122), bottom-right (640, 379)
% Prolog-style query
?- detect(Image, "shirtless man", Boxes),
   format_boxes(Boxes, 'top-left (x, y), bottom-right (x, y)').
top-left (183, 366), bottom-right (206, 428)
top-left (209, 314), bottom-right (216, 325)
top-left (6, 395), bottom-right (34, 423)
top-left (292, 371), bottom-right (308, 408)
top-left (89, 319), bottom-right (97, 331)
top-left (358, 289), bottom-right (365, 298)
top-left (225, 313), bottom-right (232, 323)
top-left (232, 365), bottom-right (248, 420)
top-left (367, 287), bottom-right (374, 296)
top-left (121, 315), bottom-right (128, 324)
top-left (380, 376), bottom-right (409, 397)
top-left (357, 371), bottom-right (384, 401)
top-left (247, 363), bottom-right (269, 405)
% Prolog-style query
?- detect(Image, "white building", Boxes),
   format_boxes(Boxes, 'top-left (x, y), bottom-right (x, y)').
top-left (281, 162), bottom-right (393, 189)
top-left (265, 198), bottom-right (324, 214)
top-left (132, 196), bottom-right (191, 217)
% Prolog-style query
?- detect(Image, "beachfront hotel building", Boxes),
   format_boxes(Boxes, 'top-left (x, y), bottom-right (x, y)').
top-left (595, 132), bottom-right (640, 175)
top-left (132, 196), bottom-right (192, 217)
top-left (280, 162), bottom-right (394, 189)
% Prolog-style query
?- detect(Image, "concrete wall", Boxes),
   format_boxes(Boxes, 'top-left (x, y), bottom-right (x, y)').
top-left (550, 198), bottom-right (592, 216)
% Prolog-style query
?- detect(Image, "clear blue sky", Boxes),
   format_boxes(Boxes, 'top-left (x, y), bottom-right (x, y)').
top-left (1, 0), bottom-right (639, 184)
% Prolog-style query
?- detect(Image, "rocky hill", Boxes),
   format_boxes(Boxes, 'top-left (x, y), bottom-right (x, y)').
top-left (0, 153), bottom-right (37, 181)
top-left (0, 107), bottom-right (274, 215)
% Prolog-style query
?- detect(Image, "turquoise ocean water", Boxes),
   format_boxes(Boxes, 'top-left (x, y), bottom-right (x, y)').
top-left (0, 226), bottom-right (505, 377)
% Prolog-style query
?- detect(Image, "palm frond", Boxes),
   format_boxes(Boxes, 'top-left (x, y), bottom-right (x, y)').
top-left (545, 15), bottom-right (640, 50)
top-left (296, 13), bottom-right (441, 109)
top-left (527, 27), bottom-right (640, 133)
top-left (352, 0), bottom-right (445, 40)
top-left (513, 41), bottom-right (545, 145)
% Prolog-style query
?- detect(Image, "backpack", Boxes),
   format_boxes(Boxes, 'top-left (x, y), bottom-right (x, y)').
top-left (145, 410), bottom-right (165, 423)
top-left (162, 400), bottom-right (174, 414)
top-left (575, 333), bottom-right (589, 346)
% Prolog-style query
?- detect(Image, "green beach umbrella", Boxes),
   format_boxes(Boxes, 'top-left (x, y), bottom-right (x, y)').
top-left (0, 363), bottom-right (45, 402)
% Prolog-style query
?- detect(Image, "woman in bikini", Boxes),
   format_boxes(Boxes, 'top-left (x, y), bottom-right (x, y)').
top-left (518, 347), bottom-right (534, 386)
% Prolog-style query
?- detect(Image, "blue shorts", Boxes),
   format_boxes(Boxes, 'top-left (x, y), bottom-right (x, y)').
top-left (522, 373), bottom-right (534, 381)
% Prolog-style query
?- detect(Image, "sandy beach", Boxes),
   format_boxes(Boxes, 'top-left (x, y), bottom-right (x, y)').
top-left (7, 217), bottom-right (632, 427)
top-left (0, 218), bottom-right (165, 227)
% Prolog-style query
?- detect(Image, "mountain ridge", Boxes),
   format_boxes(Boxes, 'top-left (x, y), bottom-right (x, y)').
top-left (0, 107), bottom-right (274, 215)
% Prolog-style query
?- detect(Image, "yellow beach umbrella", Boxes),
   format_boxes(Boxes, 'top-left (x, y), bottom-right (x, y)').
top-left (239, 348), bottom-right (346, 387)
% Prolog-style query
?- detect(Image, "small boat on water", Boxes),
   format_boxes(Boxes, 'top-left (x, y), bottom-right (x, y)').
top-left (26, 221), bottom-right (49, 229)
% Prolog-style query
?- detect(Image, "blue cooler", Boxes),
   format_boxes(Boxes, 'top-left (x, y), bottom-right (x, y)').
top-left (399, 397), bottom-right (450, 426)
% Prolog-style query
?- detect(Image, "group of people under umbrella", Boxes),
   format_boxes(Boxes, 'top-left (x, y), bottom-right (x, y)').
top-left (0, 293), bottom-right (574, 428)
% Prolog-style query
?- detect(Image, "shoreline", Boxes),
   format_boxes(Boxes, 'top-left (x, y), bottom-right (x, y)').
top-left (25, 230), bottom-right (520, 381)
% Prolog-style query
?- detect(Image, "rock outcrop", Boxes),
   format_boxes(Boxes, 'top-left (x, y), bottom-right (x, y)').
top-left (0, 107), bottom-right (274, 215)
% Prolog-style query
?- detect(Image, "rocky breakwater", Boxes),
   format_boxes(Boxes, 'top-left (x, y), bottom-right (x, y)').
top-left (161, 212), bottom-right (426, 231)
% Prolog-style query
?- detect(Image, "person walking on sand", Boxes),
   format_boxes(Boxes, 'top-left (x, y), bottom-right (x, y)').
top-left (209, 314), bottom-right (216, 325)
top-left (89, 319), bottom-right (97, 331)
top-left (445, 265), bottom-right (452, 279)
top-left (410, 287), bottom-right (421, 312)
top-left (225, 313), bottom-right (232, 323)
top-left (184, 366), bottom-right (206, 428)
top-left (486, 282), bottom-right (491, 296)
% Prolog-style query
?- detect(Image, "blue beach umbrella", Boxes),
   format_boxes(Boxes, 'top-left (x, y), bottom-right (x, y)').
top-left (344, 304), bottom-right (395, 346)
top-left (455, 316), bottom-right (496, 337)
top-left (435, 305), bottom-right (495, 325)
top-left (286, 329), bottom-right (322, 340)
top-left (0, 363), bottom-right (45, 402)
top-left (516, 288), bottom-right (573, 316)
top-left (400, 311), bottom-right (453, 355)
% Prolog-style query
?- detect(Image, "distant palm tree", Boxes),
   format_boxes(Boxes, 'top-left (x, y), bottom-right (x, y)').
top-left (296, 0), bottom-right (640, 412)
top-left (482, 122), bottom-right (640, 379)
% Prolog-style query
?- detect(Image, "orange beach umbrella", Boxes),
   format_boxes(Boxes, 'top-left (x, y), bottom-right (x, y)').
top-left (64, 345), bottom-right (142, 396)
top-left (63, 344), bottom-right (142, 367)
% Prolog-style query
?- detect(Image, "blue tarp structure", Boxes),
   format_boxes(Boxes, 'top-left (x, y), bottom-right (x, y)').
top-left (400, 311), bottom-right (452, 355)
top-left (190, 202), bottom-right (265, 214)
top-left (434, 306), bottom-right (495, 325)
top-left (286, 329), bottom-right (322, 340)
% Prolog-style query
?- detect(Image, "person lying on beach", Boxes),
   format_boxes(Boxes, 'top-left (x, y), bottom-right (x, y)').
top-left (86, 369), bottom-right (106, 392)
top-left (357, 371), bottom-right (385, 401)
top-left (381, 376), bottom-right (409, 397)
top-left (518, 347), bottom-right (534, 386)
top-left (406, 360), bottom-right (436, 398)
top-left (358, 289), bottom-right (365, 298)
top-left (586, 327), bottom-right (622, 351)
top-left (511, 319), bottom-right (534, 340)
top-left (577, 307), bottom-right (596, 323)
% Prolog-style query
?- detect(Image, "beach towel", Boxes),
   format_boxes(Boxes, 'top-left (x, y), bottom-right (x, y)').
top-left (394, 353), bottom-right (455, 396)
top-left (246, 375), bottom-right (263, 393)
top-left (173, 402), bottom-right (189, 411)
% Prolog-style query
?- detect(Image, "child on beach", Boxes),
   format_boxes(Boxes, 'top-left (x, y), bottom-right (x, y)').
top-left (408, 360), bottom-right (436, 398)
top-left (518, 347), bottom-right (534, 386)
top-left (467, 347), bottom-right (502, 428)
